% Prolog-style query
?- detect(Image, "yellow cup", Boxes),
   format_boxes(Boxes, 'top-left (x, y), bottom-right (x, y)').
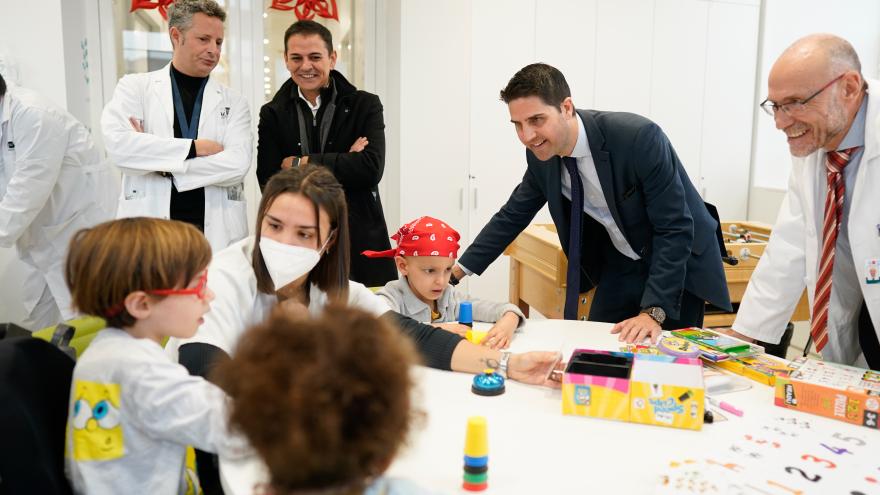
top-left (464, 416), bottom-right (488, 457)
top-left (466, 329), bottom-right (488, 345)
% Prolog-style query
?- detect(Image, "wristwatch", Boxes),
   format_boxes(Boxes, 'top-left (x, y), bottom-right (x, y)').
top-left (640, 306), bottom-right (666, 325)
top-left (449, 272), bottom-right (461, 286)
top-left (291, 156), bottom-right (302, 168)
top-left (498, 351), bottom-right (511, 379)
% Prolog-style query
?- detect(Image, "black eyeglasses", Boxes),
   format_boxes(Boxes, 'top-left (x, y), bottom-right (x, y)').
top-left (759, 73), bottom-right (846, 116)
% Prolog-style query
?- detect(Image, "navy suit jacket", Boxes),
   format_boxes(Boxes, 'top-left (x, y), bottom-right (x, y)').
top-left (459, 109), bottom-right (732, 319)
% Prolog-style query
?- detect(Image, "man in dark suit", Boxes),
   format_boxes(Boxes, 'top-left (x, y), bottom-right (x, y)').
top-left (453, 63), bottom-right (731, 344)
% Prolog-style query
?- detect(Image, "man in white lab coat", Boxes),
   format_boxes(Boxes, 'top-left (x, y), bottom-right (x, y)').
top-left (730, 34), bottom-right (880, 369)
top-left (102, 0), bottom-right (251, 251)
top-left (0, 73), bottom-right (117, 329)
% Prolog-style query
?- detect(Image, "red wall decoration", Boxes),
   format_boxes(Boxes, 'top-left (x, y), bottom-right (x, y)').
top-left (269, 0), bottom-right (339, 21)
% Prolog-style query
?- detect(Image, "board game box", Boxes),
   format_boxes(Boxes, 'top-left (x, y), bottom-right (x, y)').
top-left (774, 357), bottom-right (880, 430)
top-left (711, 353), bottom-right (796, 386)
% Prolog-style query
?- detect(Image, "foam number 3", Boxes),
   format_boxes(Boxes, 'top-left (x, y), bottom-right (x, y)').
top-left (784, 466), bottom-right (821, 482)
top-left (801, 454), bottom-right (836, 469)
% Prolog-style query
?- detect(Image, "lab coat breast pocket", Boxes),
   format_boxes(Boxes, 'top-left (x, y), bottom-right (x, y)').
top-left (116, 175), bottom-right (155, 219)
top-left (224, 183), bottom-right (248, 240)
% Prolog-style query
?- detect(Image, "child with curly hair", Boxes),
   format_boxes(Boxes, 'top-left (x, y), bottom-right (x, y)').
top-left (217, 305), bottom-right (438, 495)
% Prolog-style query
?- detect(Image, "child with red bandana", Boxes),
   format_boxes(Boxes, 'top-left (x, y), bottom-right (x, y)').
top-left (364, 216), bottom-right (524, 349)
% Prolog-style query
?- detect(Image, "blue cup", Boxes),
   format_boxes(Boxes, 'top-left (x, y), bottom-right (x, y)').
top-left (459, 301), bottom-right (473, 327)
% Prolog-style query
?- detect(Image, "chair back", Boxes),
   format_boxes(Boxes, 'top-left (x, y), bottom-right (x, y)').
top-left (0, 338), bottom-right (74, 495)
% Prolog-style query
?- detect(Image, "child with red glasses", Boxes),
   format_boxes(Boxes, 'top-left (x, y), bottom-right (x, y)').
top-left (364, 216), bottom-right (525, 349)
top-left (63, 217), bottom-right (249, 494)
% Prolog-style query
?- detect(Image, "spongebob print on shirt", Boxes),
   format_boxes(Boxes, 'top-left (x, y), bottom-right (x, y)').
top-left (70, 380), bottom-right (124, 461)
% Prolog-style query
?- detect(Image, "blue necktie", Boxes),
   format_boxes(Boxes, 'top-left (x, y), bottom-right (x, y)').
top-left (563, 156), bottom-right (583, 320)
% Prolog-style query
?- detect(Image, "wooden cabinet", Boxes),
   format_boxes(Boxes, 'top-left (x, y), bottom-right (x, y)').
top-left (505, 221), bottom-right (810, 327)
top-left (505, 224), bottom-right (593, 320)
top-left (711, 221), bottom-right (810, 327)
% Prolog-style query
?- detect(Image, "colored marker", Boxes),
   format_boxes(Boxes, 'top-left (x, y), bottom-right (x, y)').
top-left (707, 397), bottom-right (743, 417)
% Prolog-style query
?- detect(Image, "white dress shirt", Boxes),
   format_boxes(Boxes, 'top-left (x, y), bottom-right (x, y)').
top-left (561, 114), bottom-right (640, 260)
top-left (297, 86), bottom-right (321, 117)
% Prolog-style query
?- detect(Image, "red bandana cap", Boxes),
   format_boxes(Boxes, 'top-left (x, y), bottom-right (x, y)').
top-left (362, 216), bottom-right (461, 259)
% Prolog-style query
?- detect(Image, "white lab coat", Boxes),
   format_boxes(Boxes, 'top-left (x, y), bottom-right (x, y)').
top-left (66, 328), bottom-right (250, 494)
top-left (733, 79), bottom-right (880, 366)
top-left (165, 236), bottom-right (391, 360)
top-left (101, 64), bottom-right (252, 251)
top-left (0, 85), bottom-right (116, 322)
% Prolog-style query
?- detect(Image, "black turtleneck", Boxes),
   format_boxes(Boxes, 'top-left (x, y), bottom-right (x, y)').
top-left (169, 64), bottom-right (206, 231)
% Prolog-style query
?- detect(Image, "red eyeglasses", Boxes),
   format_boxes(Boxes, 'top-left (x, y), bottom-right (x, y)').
top-left (147, 271), bottom-right (210, 299)
top-left (104, 272), bottom-right (210, 318)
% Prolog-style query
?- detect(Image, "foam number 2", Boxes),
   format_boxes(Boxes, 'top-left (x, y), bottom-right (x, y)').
top-left (784, 466), bottom-right (821, 482)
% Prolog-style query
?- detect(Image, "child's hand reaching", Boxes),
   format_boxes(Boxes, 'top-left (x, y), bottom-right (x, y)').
top-left (434, 322), bottom-right (471, 337)
top-left (482, 312), bottom-right (519, 349)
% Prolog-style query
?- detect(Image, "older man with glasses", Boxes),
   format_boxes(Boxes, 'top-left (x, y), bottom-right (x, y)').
top-left (728, 34), bottom-right (880, 370)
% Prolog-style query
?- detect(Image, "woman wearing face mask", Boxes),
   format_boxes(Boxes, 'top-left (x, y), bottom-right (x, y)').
top-left (167, 165), bottom-right (562, 383)
top-left (166, 166), bottom-right (562, 492)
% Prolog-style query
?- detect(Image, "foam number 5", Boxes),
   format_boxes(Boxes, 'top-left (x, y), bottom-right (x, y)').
top-left (832, 432), bottom-right (865, 447)
top-left (801, 454), bottom-right (836, 469)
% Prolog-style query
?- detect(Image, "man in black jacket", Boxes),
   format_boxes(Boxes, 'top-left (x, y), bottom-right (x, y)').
top-left (257, 20), bottom-right (395, 287)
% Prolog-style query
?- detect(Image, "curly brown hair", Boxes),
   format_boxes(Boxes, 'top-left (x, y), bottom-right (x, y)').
top-left (216, 305), bottom-right (420, 494)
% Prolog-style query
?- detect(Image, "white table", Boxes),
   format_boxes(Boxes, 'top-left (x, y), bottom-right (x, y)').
top-left (220, 320), bottom-right (871, 494)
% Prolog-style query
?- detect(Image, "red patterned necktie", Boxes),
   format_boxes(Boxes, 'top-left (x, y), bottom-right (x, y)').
top-left (810, 146), bottom-right (860, 352)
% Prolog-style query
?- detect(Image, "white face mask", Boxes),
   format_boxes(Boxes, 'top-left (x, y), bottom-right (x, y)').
top-left (259, 234), bottom-right (332, 290)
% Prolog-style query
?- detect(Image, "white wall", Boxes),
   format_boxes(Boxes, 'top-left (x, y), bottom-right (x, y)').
top-left (387, 0), bottom-right (761, 303)
top-left (0, 0), bottom-right (67, 107)
top-left (748, 0), bottom-right (880, 220)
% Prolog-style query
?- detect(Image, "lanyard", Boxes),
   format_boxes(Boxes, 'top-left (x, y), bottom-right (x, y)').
top-left (170, 71), bottom-right (208, 139)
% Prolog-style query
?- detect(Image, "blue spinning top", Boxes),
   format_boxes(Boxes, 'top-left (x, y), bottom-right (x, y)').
top-left (471, 368), bottom-right (505, 396)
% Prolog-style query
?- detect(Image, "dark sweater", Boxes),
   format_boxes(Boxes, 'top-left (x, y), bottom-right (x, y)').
top-left (169, 64), bottom-right (206, 231)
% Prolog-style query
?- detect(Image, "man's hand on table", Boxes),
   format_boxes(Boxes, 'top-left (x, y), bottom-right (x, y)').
top-left (611, 313), bottom-right (662, 344)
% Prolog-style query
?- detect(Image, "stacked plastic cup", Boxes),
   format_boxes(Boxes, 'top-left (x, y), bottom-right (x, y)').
top-left (462, 416), bottom-right (489, 491)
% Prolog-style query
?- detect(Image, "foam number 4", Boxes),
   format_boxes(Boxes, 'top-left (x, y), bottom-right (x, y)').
top-left (801, 454), bottom-right (836, 469)
top-left (820, 443), bottom-right (851, 455)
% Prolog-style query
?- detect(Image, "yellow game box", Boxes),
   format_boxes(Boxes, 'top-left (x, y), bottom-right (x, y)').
top-left (562, 349), bottom-right (704, 430)
top-left (712, 353), bottom-right (795, 386)
top-left (774, 357), bottom-right (880, 430)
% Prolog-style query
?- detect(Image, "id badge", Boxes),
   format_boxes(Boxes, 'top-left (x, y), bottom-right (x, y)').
top-left (867, 258), bottom-right (880, 284)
